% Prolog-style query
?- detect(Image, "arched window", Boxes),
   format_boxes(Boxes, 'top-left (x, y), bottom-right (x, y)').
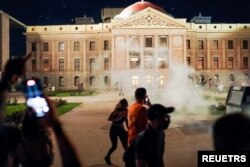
top-left (74, 76), bottom-right (80, 86)
top-left (159, 76), bottom-right (165, 85)
top-left (90, 76), bottom-right (95, 86)
top-left (59, 76), bottom-right (64, 87)
top-left (104, 76), bottom-right (110, 86)
top-left (145, 76), bottom-right (153, 84)
top-left (132, 76), bottom-right (139, 86)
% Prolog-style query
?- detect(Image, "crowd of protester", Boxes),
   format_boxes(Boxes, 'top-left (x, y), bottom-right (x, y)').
top-left (0, 53), bottom-right (249, 167)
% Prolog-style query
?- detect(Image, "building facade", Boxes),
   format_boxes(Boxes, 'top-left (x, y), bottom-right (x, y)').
top-left (25, 1), bottom-right (250, 91)
top-left (0, 11), bottom-right (26, 72)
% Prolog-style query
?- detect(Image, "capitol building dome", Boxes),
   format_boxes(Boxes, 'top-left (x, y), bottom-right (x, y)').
top-left (114, 1), bottom-right (166, 19)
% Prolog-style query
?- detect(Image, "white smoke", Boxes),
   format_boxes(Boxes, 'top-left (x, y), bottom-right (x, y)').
top-left (145, 64), bottom-right (211, 114)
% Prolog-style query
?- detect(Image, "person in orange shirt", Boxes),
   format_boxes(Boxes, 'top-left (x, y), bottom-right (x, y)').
top-left (127, 87), bottom-right (151, 145)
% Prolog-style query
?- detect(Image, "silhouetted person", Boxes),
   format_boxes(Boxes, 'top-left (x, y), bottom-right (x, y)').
top-left (135, 104), bottom-right (174, 167)
top-left (127, 87), bottom-right (150, 145)
top-left (0, 53), bottom-right (31, 122)
top-left (0, 125), bottom-right (21, 167)
top-left (213, 113), bottom-right (250, 151)
top-left (10, 107), bottom-right (54, 167)
top-left (0, 54), bottom-right (31, 166)
top-left (105, 98), bottom-right (128, 165)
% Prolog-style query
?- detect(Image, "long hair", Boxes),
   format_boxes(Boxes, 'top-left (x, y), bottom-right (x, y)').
top-left (115, 98), bottom-right (128, 112)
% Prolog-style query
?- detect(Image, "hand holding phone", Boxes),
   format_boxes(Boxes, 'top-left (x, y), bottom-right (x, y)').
top-left (23, 79), bottom-right (49, 117)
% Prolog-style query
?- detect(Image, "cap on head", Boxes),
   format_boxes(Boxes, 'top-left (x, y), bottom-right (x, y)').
top-left (135, 87), bottom-right (146, 100)
top-left (147, 104), bottom-right (174, 121)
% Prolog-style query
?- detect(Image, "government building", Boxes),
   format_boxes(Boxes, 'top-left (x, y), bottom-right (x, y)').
top-left (24, 1), bottom-right (250, 91)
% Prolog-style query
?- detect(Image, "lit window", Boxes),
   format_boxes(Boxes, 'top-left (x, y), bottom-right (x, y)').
top-left (158, 58), bottom-right (166, 69)
top-left (132, 76), bottom-right (139, 86)
top-left (59, 42), bottom-right (65, 51)
top-left (159, 76), bottom-right (164, 85)
top-left (130, 57), bottom-right (140, 69)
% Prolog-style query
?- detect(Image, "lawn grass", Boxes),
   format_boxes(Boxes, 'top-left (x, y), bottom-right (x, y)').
top-left (56, 103), bottom-right (81, 115)
top-left (6, 104), bottom-right (26, 115)
top-left (46, 89), bottom-right (99, 97)
top-left (6, 103), bottom-right (81, 116)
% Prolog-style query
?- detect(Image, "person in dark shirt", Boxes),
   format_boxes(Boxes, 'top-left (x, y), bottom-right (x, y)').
top-left (105, 98), bottom-right (128, 165)
top-left (135, 104), bottom-right (174, 167)
top-left (213, 113), bottom-right (250, 151)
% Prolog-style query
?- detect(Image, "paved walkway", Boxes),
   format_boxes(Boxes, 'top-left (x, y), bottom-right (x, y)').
top-left (9, 91), bottom-right (226, 167)
top-left (47, 91), bottom-right (223, 167)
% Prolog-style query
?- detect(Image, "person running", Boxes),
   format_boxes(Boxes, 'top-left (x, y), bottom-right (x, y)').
top-left (105, 98), bottom-right (129, 165)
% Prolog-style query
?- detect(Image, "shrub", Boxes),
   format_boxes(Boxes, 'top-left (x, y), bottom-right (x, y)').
top-left (5, 110), bottom-right (24, 126)
top-left (209, 102), bottom-right (226, 115)
top-left (7, 97), bottom-right (18, 105)
top-left (51, 98), bottom-right (67, 107)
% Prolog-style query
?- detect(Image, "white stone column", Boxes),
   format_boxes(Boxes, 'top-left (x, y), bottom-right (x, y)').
top-left (154, 35), bottom-right (158, 69)
top-left (126, 35), bottom-right (129, 69)
top-left (168, 35), bottom-right (173, 67)
top-left (140, 35), bottom-right (144, 68)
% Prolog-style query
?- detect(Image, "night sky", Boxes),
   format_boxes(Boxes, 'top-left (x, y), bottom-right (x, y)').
top-left (2, 0), bottom-right (250, 56)
top-left (1, 0), bottom-right (250, 25)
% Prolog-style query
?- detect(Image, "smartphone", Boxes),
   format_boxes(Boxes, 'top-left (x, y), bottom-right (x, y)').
top-left (23, 79), bottom-right (49, 117)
